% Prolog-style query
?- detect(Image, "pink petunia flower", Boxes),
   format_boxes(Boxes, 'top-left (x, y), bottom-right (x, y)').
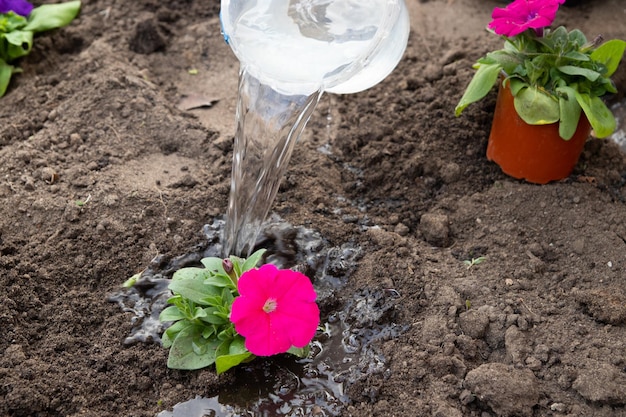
top-left (488, 0), bottom-right (566, 37)
top-left (230, 264), bottom-right (320, 357)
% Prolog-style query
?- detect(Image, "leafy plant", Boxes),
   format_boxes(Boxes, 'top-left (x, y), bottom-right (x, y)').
top-left (158, 248), bottom-right (319, 374)
top-left (455, 0), bottom-right (625, 140)
top-left (159, 249), bottom-right (265, 373)
top-left (0, 0), bottom-right (81, 97)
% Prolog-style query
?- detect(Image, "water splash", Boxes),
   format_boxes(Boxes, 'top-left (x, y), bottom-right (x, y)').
top-left (109, 218), bottom-right (407, 416)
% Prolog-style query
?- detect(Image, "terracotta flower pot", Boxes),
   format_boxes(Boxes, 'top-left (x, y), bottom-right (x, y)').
top-left (486, 81), bottom-right (591, 184)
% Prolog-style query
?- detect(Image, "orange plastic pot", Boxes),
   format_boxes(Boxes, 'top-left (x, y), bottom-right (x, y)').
top-left (486, 81), bottom-right (591, 184)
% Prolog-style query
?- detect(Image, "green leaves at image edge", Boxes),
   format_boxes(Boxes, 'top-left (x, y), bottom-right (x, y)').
top-left (0, 1), bottom-right (81, 97)
top-left (0, 60), bottom-right (13, 97)
top-left (22, 1), bottom-right (81, 33)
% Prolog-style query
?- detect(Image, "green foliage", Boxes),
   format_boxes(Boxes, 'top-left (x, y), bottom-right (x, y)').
top-left (159, 249), bottom-right (265, 373)
top-left (0, 1), bottom-right (81, 97)
top-left (455, 27), bottom-right (626, 140)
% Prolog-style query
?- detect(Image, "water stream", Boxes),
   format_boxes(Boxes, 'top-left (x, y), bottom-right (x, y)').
top-left (219, 0), bottom-right (410, 257)
top-left (223, 69), bottom-right (322, 257)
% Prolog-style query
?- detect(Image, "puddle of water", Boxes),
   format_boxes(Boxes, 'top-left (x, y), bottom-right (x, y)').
top-left (109, 216), bottom-right (406, 416)
top-left (156, 289), bottom-right (405, 417)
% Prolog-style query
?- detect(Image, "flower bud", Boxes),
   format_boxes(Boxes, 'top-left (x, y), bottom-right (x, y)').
top-left (222, 258), bottom-right (234, 274)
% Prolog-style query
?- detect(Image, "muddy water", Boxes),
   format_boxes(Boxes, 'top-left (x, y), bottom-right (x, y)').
top-left (109, 217), bottom-right (407, 416)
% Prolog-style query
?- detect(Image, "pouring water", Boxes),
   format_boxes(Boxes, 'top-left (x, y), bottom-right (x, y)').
top-left (221, 0), bottom-right (410, 256)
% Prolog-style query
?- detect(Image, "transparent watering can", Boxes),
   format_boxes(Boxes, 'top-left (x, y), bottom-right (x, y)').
top-left (221, 0), bottom-right (410, 95)
top-left (220, 0), bottom-right (410, 256)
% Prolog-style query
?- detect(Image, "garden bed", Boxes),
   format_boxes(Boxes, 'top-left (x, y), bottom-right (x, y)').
top-left (1, 0), bottom-right (626, 416)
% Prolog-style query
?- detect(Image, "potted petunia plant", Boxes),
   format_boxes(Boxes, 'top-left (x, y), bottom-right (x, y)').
top-left (0, 0), bottom-right (81, 97)
top-left (455, 0), bottom-right (626, 184)
top-left (156, 249), bottom-right (320, 373)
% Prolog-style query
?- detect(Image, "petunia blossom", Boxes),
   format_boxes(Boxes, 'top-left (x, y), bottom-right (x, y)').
top-left (488, 0), bottom-right (566, 37)
top-left (0, 0), bottom-right (33, 17)
top-left (230, 264), bottom-right (320, 357)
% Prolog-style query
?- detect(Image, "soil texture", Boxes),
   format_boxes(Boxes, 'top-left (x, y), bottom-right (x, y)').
top-left (1, 0), bottom-right (626, 416)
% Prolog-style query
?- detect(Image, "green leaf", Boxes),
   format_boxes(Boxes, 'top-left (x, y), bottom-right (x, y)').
top-left (171, 266), bottom-right (209, 282)
top-left (513, 86), bottom-right (559, 125)
top-left (455, 62), bottom-right (502, 116)
top-left (159, 305), bottom-right (187, 322)
top-left (549, 26), bottom-right (570, 45)
top-left (590, 39), bottom-right (626, 77)
top-left (229, 335), bottom-right (248, 355)
top-left (0, 12), bottom-right (28, 33)
top-left (575, 92), bottom-right (616, 138)
top-left (4, 30), bottom-right (33, 61)
top-left (198, 307), bottom-right (228, 325)
top-left (221, 287), bottom-right (234, 306)
top-left (167, 325), bottom-right (220, 370)
top-left (23, 1), bottom-right (81, 33)
top-left (191, 306), bottom-right (208, 320)
top-left (204, 273), bottom-right (234, 288)
top-left (557, 65), bottom-right (600, 82)
top-left (202, 326), bottom-right (216, 339)
top-left (241, 249), bottom-right (266, 273)
top-left (287, 345), bottom-right (310, 358)
top-left (215, 336), bottom-right (253, 374)
top-left (217, 326), bottom-right (234, 341)
top-left (215, 351), bottom-right (253, 374)
top-left (508, 77), bottom-right (526, 96)
top-left (168, 275), bottom-right (221, 305)
top-left (484, 50), bottom-right (521, 74)
top-left (200, 257), bottom-right (226, 274)
top-left (215, 339), bottom-right (230, 358)
top-left (121, 273), bottom-right (141, 288)
top-left (556, 86), bottom-right (582, 140)
top-left (566, 29), bottom-right (588, 48)
top-left (162, 320), bottom-right (193, 349)
top-left (563, 51), bottom-right (591, 62)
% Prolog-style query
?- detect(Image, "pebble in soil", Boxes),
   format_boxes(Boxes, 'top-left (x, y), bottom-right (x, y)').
top-left (109, 216), bottom-right (407, 416)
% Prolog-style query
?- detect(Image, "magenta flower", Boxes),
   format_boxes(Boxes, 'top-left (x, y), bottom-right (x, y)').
top-left (0, 0), bottom-right (34, 17)
top-left (230, 264), bottom-right (320, 357)
top-left (489, 0), bottom-right (566, 37)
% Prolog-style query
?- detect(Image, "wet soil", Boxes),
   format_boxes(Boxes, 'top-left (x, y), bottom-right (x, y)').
top-left (1, 0), bottom-right (626, 416)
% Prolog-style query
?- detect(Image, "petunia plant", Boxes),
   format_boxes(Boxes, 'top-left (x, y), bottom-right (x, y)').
top-left (455, 0), bottom-right (626, 140)
top-left (0, 0), bottom-right (81, 97)
top-left (158, 249), bottom-right (320, 374)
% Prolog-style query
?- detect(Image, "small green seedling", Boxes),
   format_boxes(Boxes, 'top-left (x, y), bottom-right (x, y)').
top-left (464, 256), bottom-right (486, 269)
top-left (122, 272), bottom-right (141, 288)
top-left (74, 194), bottom-right (91, 207)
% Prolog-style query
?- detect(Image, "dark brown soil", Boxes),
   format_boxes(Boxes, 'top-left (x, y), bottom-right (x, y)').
top-left (1, 0), bottom-right (626, 416)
